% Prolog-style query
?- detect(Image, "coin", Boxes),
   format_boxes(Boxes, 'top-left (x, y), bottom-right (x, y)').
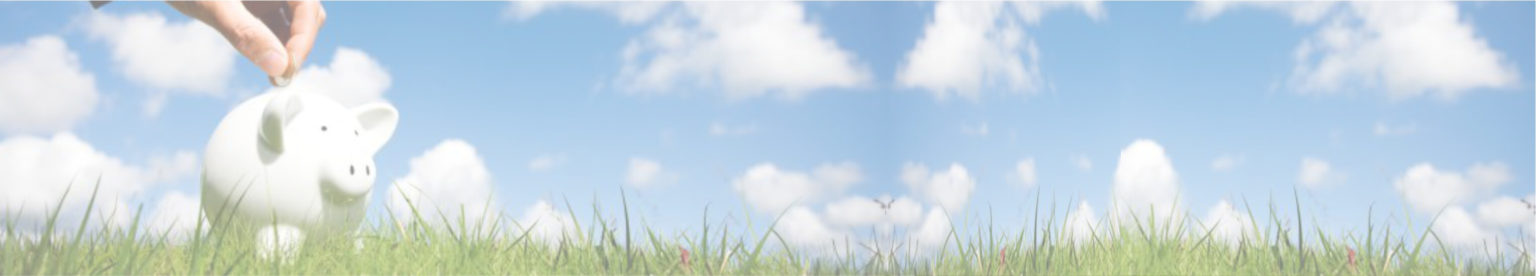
top-left (271, 75), bottom-right (292, 87)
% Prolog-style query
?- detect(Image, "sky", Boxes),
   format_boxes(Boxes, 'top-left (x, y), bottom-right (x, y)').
top-left (0, 1), bottom-right (1532, 257)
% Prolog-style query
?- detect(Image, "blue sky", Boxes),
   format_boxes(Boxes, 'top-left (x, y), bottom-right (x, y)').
top-left (0, 1), bottom-right (1531, 254)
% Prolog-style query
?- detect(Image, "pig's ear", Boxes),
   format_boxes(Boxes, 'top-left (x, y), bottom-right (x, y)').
top-left (352, 103), bottom-right (398, 155)
top-left (259, 93), bottom-right (304, 153)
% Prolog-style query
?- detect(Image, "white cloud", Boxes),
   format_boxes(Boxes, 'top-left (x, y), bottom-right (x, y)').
top-left (1063, 201), bottom-right (1099, 245)
top-left (0, 36), bottom-right (98, 135)
top-left (1189, 2), bottom-right (1337, 24)
top-left (1012, 1), bottom-right (1106, 23)
top-left (1298, 157), bottom-right (1340, 188)
top-left (275, 47), bottom-right (391, 107)
top-left (1070, 154), bottom-right (1093, 172)
top-left (896, 1), bottom-right (1101, 100)
top-left (1201, 199), bottom-right (1254, 248)
top-left (1014, 158), bottom-right (1038, 188)
top-left (708, 122), bottom-right (758, 136)
top-left (1431, 206), bottom-right (1499, 252)
top-left (1394, 162), bottom-right (1510, 214)
top-left (1110, 140), bottom-right (1182, 225)
top-left (1296, 2), bottom-right (1515, 99)
top-left (615, 2), bottom-right (870, 100)
top-left (961, 122), bottom-right (990, 136)
top-left (84, 12), bottom-right (235, 115)
top-left (900, 163), bottom-right (975, 214)
top-left (145, 191), bottom-right (205, 242)
top-left (1373, 121), bottom-right (1418, 136)
top-left (625, 157), bottom-right (676, 188)
top-left (516, 200), bottom-right (576, 248)
top-left (733, 162), bottom-right (862, 215)
top-left (0, 133), bottom-right (198, 231)
top-left (907, 208), bottom-right (954, 254)
top-left (387, 140), bottom-right (498, 229)
top-left (774, 206), bottom-right (850, 255)
top-left (527, 153), bottom-right (567, 172)
top-left (823, 195), bottom-right (924, 229)
top-left (1475, 196), bottom-right (1532, 228)
top-left (728, 162), bottom-right (981, 257)
top-left (505, 1), bottom-right (668, 25)
top-left (1197, 2), bottom-right (1519, 99)
top-left (1211, 154), bottom-right (1242, 172)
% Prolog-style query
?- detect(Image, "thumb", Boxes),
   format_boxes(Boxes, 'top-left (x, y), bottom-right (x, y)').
top-left (207, 3), bottom-right (289, 77)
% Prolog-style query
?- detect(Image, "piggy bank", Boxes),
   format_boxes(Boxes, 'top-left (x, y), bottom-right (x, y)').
top-left (201, 86), bottom-right (397, 259)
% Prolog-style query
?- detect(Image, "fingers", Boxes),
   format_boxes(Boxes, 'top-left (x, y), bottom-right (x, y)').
top-left (203, 1), bottom-right (290, 78)
top-left (167, 1), bottom-right (215, 22)
top-left (284, 0), bottom-right (325, 75)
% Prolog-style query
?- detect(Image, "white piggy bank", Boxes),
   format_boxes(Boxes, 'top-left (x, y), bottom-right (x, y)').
top-left (202, 87), bottom-right (397, 259)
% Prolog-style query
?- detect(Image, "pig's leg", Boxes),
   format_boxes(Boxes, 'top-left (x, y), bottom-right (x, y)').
top-left (256, 224), bottom-right (305, 262)
top-left (352, 230), bottom-right (366, 253)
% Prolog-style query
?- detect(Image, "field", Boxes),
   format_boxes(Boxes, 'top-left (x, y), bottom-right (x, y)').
top-left (3, 188), bottom-right (1531, 275)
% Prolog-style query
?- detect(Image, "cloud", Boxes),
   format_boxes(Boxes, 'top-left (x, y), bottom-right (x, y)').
top-left (1014, 158), bottom-right (1038, 188)
top-left (0, 36), bottom-right (98, 135)
top-left (708, 122), bottom-right (758, 136)
top-left (896, 1), bottom-right (1101, 100)
top-left (1012, 1), bottom-right (1106, 23)
top-left (961, 122), bottom-right (990, 136)
top-left (1394, 162), bottom-right (1510, 214)
top-left (1070, 154), bottom-right (1093, 172)
top-left (0, 133), bottom-right (198, 231)
top-left (527, 153), bottom-right (568, 172)
top-left (1063, 201), bottom-right (1099, 245)
top-left (1211, 154), bottom-right (1242, 172)
top-left (733, 162), bottom-right (862, 214)
top-left (613, 2), bottom-right (870, 100)
top-left (1110, 140), bottom-right (1182, 225)
top-left (1431, 206), bottom-right (1499, 252)
top-left (275, 47), bottom-right (392, 107)
top-left (774, 206), bottom-right (850, 255)
top-left (1203, 2), bottom-right (1522, 100)
top-left (1198, 2), bottom-right (1520, 99)
top-left (822, 195), bottom-right (924, 229)
top-left (1297, 157), bottom-right (1340, 188)
top-left (145, 191), bottom-right (205, 242)
top-left (387, 140), bottom-right (498, 229)
top-left (1201, 199), bottom-right (1254, 247)
top-left (1302, 2), bottom-right (1518, 99)
top-left (625, 157), bottom-right (676, 188)
top-left (84, 12), bottom-right (235, 115)
top-left (1373, 121), bottom-right (1418, 136)
top-left (907, 208), bottom-right (954, 254)
top-left (505, 1), bottom-right (668, 25)
top-left (900, 163), bottom-right (976, 214)
top-left (512, 2), bottom-right (870, 99)
top-left (516, 200), bottom-right (576, 248)
top-left (1189, 2), bottom-right (1337, 24)
top-left (729, 162), bottom-right (981, 257)
top-left (1474, 196), bottom-right (1532, 228)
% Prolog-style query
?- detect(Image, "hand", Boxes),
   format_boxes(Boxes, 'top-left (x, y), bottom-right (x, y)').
top-left (169, 0), bottom-right (325, 86)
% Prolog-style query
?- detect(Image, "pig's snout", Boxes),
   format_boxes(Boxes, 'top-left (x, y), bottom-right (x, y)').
top-left (321, 156), bottom-right (376, 203)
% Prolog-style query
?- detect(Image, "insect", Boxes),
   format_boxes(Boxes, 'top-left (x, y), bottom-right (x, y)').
top-left (873, 197), bottom-right (894, 212)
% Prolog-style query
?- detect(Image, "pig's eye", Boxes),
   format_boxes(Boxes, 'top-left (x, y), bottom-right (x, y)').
top-left (366, 166), bottom-right (372, 175)
top-left (354, 130), bottom-right (359, 136)
top-left (321, 126), bottom-right (328, 132)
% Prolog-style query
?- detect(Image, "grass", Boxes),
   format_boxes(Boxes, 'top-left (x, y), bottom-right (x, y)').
top-left (3, 184), bottom-right (1532, 275)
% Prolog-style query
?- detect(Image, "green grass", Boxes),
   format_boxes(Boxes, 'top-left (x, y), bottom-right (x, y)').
top-left (3, 185), bottom-right (1531, 275)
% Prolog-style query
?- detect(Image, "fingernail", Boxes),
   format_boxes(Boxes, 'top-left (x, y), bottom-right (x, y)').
top-left (256, 49), bottom-right (287, 77)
